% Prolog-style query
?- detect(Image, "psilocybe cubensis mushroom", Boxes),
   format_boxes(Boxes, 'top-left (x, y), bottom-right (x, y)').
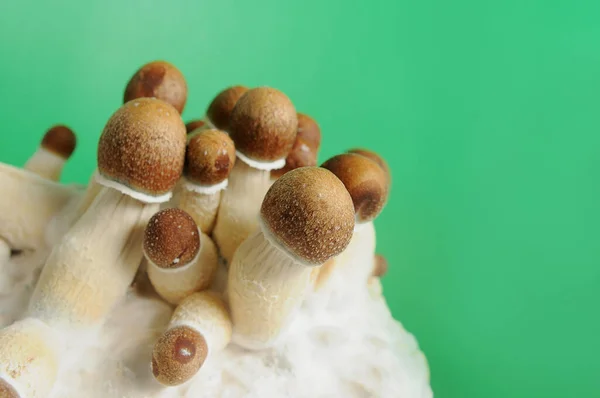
top-left (212, 87), bottom-right (298, 263)
top-left (144, 208), bottom-right (218, 304)
top-left (228, 167), bottom-right (355, 349)
top-left (0, 61), bottom-right (432, 398)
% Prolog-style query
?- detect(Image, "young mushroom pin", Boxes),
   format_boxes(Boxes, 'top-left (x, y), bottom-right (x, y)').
top-left (24, 125), bottom-right (77, 181)
top-left (151, 291), bottom-right (232, 386)
top-left (175, 129), bottom-right (236, 234)
top-left (212, 87), bottom-right (298, 263)
top-left (0, 98), bottom-right (186, 397)
top-left (144, 208), bottom-right (218, 305)
top-left (228, 166), bottom-right (355, 349)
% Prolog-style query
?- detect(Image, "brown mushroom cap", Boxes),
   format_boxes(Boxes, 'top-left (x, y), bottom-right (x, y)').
top-left (261, 167), bottom-right (355, 265)
top-left (97, 98), bottom-right (186, 197)
top-left (373, 254), bottom-right (388, 277)
top-left (185, 119), bottom-right (207, 135)
top-left (0, 379), bottom-right (19, 398)
top-left (124, 60), bottom-right (188, 114)
top-left (270, 138), bottom-right (317, 179)
top-left (206, 85), bottom-right (249, 131)
top-left (151, 325), bottom-right (208, 386)
top-left (143, 208), bottom-right (200, 269)
top-left (41, 125), bottom-right (76, 159)
top-left (184, 129), bottom-right (236, 186)
top-left (229, 87), bottom-right (297, 163)
top-left (321, 153), bottom-right (389, 223)
top-left (296, 113), bottom-right (321, 151)
top-left (347, 148), bottom-right (391, 183)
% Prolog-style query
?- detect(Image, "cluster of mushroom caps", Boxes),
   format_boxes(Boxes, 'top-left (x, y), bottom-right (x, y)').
top-left (0, 60), bottom-right (391, 397)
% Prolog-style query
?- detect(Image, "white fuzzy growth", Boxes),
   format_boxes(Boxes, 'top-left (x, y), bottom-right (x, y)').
top-left (235, 151), bottom-right (286, 171)
top-left (212, 161), bottom-right (272, 263)
top-left (228, 228), bottom-right (313, 350)
top-left (24, 148), bottom-right (66, 182)
top-left (94, 172), bottom-right (172, 204)
top-left (27, 187), bottom-right (158, 332)
top-left (146, 232), bottom-right (219, 305)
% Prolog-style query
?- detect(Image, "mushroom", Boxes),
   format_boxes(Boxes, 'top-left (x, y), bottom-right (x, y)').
top-left (316, 152), bottom-right (390, 294)
top-left (175, 129), bottom-right (236, 234)
top-left (372, 253), bottom-right (388, 278)
top-left (151, 291), bottom-right (232, 386)
top-left (269, 137), bottom-right (318, 181)
top-left (124, 60), bottom-right (188, 114)
top-left (212, 87), bottom-right (298, 263)
top-left (228, 167), bottom-right (355, 349)
top-left (203, 85), bottom-right (249, 130)
top-left (347, 148), bottom-right (391, 183)
top-left (296, 113), bottom-right (322, 152)
top-left (0, 98), bottom-right (186, 397)
top-left (24, 125), bottom-right (76, 181)
top-left (144, 208), bottom-right (218, 305)
top-left (185, 119), bottom-right (208, 135)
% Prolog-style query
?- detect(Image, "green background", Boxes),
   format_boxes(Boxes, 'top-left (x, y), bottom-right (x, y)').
top-left (1, 0), bottom-right (598, 397)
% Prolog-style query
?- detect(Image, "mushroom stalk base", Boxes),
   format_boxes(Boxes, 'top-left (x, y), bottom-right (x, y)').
top-left (212, 161), bottom-right (271, 263)
top-left (228, 227), bottom-right (313, 350)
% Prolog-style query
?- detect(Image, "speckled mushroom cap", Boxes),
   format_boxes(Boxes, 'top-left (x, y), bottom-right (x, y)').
top-left (321, 153), bottom-right (389, 223)
top-left (41, 125), bottom-right (77, 159)
top-left (261, 167), bottom-right (355, 265)
top-left (270, 138), bottom-right (317, 179)
top-left (206, 85), bottom-right (249, 130)
top-left (98, 98), bottom-right (186, 198)
top-left (185, 129), bottom-right (236, 186)
top-left (229, 87), bottom-right (298, 163)
top-left (347, 148), bottom-right (391, 183)
top-left (143, 208), bottom-right (200, 269)
top-left (151, 325), bottom-right (208, 386)
top-left (185, 119), bottom-right (207, 135)
top-left (124, 61), bottom-right (188, 114)
top-left (0, 379), bottom-right (19, 398)
top-left (296, 113), bottom-right (321, 151)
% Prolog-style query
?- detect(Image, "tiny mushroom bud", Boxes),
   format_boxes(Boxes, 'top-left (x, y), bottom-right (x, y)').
top-left (228, 167), bottom-right (355, 349)
top-left (213, 87), bottom-right (298, 263)
top-left (2, 98), bottom-right (187, 396)
top-left (373, 253), bottom-right (388, 278)
top-left (124, 60), bottom-right (188, 114)
top-left (24, 125), bottom-right (76, 181)
top-left (152, 291), bottom-right (232, 386)
top-left (205, 85), bottom-right (249, 130)
top-left (296, 113), bottom-right (322, 151)
top-left (270, 137), bottom-right (317, 180)
top-left (144, 208), bottom-right (218, 304)
top-left (176, 129), bottom-right (236, 234)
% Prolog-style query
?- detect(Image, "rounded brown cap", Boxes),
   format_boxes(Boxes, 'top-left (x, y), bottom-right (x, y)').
top-left (206, 85), bottom-right (249, 131)
top-left (124, 60), bottom-right (188, 114)
top-left (0, 379), bottom-right (20, 398)
top-left (41, 125), bottom-right (76, 159)
top-left (321, 153), bottom-right (389, 223)
top-left (97, 98), bottom-right (186, 197)
top-left (151, 325), bottom-right (208, 386)
top-left (185, 119), bottom-right (207, 135)
top-left (296, 113), bottom-right (321, 151)
top-left (373, 254), bottom-right (388, 277)
top-left (270, 138), bottom-right (317, 179)
top-left (229, 87), bottom-right (297, 162)
top-left (143, 208), bottom-right (200, 269)
top-left (347, 148), bottom-right (391, 183)
top-left (185, 129), bottom-right (236, 186)
top-left (261, 167), bottom-right (355, 265)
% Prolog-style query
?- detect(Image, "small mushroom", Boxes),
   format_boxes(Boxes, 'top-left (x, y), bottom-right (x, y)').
top-left (124, 60), bottom-right (188, 114)
top-left (270, 137), bottom-right (318, 180)
top-left (144, 208), bottom-right (218, 305)
top-left (213, 87), bottom-right (298, 263)
top-left (347, 147), bottom-right (391, 185)
top-left (372, 253), bottom-right (388, 277)
top-left (24, 125), bottom-right (76, 181)
top-left (228, 167), bottom-right (355, 349)
top-left (204, 85), bottom-right (249, 130)
top-left (151, 291), bottom-right (231, 386)
top-left (296, 113), bottom-right (321, 152)
top-left (176, 129), bottom-right (236, 234)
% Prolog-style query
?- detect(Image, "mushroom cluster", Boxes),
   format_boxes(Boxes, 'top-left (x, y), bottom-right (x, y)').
top-left (0, 60), bottom-right (392, 396)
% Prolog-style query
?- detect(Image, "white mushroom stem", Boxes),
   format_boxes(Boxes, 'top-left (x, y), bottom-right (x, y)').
top-left (212, 159), bottom-right (275, 264)
top-left (228, 223), bottom-right (314, 350)
top-left (28, 185), bottom-right (158, 332)
top-left (147, 232), bottom-right (218, 305)
top-left (0, 317), bottom-right (62, 398)
top-left (0, 239), bottom-right (12, 294)
top-left (176, 178), bottom-right (227, 234)
top-left (24, 148), bottom-right (67, 182)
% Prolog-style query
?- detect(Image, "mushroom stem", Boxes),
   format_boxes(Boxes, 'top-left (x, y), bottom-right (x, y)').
top-left (28, 186), bottom-right (158, 331)
top-left (151, 291), bottom-right (232, 386)
top-left (0, 317), bottom-right (61, 398)
top-left (24, 148), bottom-right (67, 181)
top-left (228, 224), bottom-right (313, 350)
top-left (0, 239), bottom-right (11, 293)
top-left (147, 232), bottom-right (218, 305)
top-left (176, 179), bottom-right (225, 234)
top-left (212, 160), bottom-right (271, 263)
